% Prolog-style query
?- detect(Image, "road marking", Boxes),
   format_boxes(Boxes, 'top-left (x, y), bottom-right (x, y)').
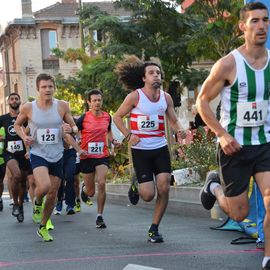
top-left (0, 249), bottom-right (262, 268)
top-left (122, 264), bottom-right (163, 270)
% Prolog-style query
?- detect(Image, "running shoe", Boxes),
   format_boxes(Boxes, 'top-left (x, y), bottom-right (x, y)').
top-left (66, 205), bottom-right (75, 215)
top-left (32, 203), bottom-right (42, 223)
top-left (148, 230), bottom-right (164, 243)
top-left (74, 199), bottom-right (81, 212)
top-left (46, 218), bottom-right (54, 231)
top-left (37, 226), bottom-right (53, 242)
top-left (81, 184), bottom-right (93, 206)
top-left (12, 204), bottom-right (20, 217)
top-left (200, 170), bottom-right (220, 210)
top-left (0, 198), bottom-right (3, 211)
top-left (128, 177), bottom-right (139, 205)
top-left (80, 184), bottom-right (88, 203)
top-left (54, 200), bottom-right (63, 215)
top-left (263, 260), bottom-right (270, 270)
top-left (256, 240), bottom-right (264, 249)
top-left (17, 205), bottom-right (24, 223)
top-left (96, 216), bottom-right (107, 229)
top-left (86, 197), bottom-right (93, 206)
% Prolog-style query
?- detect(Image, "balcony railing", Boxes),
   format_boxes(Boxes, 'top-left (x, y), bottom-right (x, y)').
top-left (42, 59), bottom-right (59, 69)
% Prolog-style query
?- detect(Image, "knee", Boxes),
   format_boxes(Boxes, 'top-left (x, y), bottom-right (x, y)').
top-left (97, 182), bottom-right (106, 193)
top-left (140, 191), bottom-right (155, 202)
top-left (230, 208), bottom-right (249, 222)
top-left (85, 187), bottom-right (95, 197)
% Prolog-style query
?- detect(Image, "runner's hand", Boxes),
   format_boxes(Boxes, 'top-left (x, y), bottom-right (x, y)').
top-left (219, 133), bottom-right (241, 156)
top-left (24, 135), bottom-right (34, 146)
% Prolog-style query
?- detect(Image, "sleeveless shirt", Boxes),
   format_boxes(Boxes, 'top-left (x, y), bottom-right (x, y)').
top-left (220, 49), bottom-right (270, 146)
top-left (28, 99), bottom-right (64, 162)
top-left (130, 88), bottom-right (167, 150)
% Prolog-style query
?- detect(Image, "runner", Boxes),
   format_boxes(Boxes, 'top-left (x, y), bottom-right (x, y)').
top-left (78, 89), bottom-right (120, 229)
top-left (113, 55), bottom-right (185, 242)
top-left (0, 127), bottom-right (6, 211)
top-left (14, 73), bottom-right (79, 241)
top-left (0, 93), bottom-right (31, 222)
top-left (196, 3), bottom-right (270, 269)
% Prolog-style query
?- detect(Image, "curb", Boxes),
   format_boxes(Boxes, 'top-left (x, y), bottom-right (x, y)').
top-left (106, 184), bottom-right (224, 220)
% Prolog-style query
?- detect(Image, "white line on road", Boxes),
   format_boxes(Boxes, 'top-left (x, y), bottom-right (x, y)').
top-left (122, 264), bottom-right (163, 270)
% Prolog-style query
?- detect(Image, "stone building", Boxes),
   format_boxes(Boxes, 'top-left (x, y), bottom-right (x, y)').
top-left (0, 0), bottom-right (130, 114)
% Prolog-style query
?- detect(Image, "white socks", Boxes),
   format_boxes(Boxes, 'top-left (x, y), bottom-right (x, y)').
top-left (262, 257), bottom-right (270, 268)
top-left (209, 182), bottom-right (220, 196)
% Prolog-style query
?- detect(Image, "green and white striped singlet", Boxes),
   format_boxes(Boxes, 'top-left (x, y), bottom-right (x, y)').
top-left (220, 49), bottom-right (270, 146)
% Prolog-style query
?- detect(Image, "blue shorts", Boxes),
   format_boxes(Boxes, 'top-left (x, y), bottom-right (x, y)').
top-left (30, 153), bottom-right (63, 179)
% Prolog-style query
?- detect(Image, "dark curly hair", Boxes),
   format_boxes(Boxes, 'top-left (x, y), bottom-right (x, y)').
top-left (115, 55), bottom-right (164, 91)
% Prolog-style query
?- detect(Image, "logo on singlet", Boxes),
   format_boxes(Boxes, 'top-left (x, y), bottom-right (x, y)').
top-left (8, 125), bottom-right (16, 136)
top-left (239, 82), bottom-right (247, 88)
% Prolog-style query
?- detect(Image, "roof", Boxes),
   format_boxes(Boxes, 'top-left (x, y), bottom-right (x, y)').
top-left (34, 2), bottom-right (78, 18)
top-left (33, 1), bottom-right (131, 19)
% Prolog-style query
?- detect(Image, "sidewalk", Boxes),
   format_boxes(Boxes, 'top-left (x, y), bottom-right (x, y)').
top-left (105, 183), bottom-right (225, 220)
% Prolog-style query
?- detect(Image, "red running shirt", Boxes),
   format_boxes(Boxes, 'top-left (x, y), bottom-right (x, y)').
top-left (77, 111), bottom-right (111, 159)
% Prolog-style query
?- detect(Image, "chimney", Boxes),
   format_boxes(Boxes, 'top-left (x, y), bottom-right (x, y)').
top-left (62, 0), bottom-right (76, 3)
top-left (21, 0), bottom-right (33, 18)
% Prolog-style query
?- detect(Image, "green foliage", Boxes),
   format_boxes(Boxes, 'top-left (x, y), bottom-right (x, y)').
top-left (77, 0), bottom-right (207, 91)
top-left (178, 0), bottom-right (244, 60)
top-left (54, 74), bottom-right (85, 115)
top-left (173, 127), bottom-right (218, 182)
top-left (107, 141), bottom-right (131, 182)
top-left (78, 55), bottom-right (127, 112)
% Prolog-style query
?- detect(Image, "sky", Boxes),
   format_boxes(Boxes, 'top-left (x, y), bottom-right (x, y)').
top-left (0, 0), bottom-right (111, 30)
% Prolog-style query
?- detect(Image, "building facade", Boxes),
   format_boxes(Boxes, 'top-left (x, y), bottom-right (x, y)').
top-left (0, 0), bottom-right (130, 114)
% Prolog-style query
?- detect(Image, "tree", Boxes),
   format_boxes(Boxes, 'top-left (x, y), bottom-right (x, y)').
top-left (178, 0), bottom-right (244, 61)
top-left (54, 0), bottom-right (208, 112)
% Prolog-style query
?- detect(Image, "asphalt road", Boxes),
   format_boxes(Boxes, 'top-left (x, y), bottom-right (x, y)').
top-left (0, 195), bottom-right (264, 270)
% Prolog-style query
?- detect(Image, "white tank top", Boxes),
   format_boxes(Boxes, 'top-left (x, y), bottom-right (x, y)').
top-left (29, 99), bottom-right (64, 162)
top-left (130, 88), bottom-right (167, 150)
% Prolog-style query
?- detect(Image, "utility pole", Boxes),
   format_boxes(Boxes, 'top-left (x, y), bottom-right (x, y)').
top-left (78, 0), bottom-right (85, 51)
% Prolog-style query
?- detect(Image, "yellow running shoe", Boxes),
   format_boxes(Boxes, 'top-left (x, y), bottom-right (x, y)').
top-left (86, 197), bottom-right (93, 206)
top-left (74, 200), bottom-right (81, 212)
top-left (46, 218), bottom-right (54, 231)
top-left (37, 226), bottom-right (53, 242)
top-left (32, 203), bottom-right (42, 224)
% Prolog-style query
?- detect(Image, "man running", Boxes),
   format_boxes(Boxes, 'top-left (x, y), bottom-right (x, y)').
top-left (0, 93), bottom-right (31, 222)
top-left (113, 55), bottom-right (185, 243)
top-left (78, 89), bottom-right (119, 229)
top-left (196, 3), bottom-right (270, 269)
top-left (14, 73), bottom-right (78, 241)
top-left (0, 127), bottom-right (5, 211)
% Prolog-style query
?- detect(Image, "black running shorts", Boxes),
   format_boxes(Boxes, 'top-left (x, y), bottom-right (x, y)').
top-left (80, 157), bottom-right (110, 174)
top-left (218, 142), bottom-right (270, 197)
top-left (131, 145), bottom-right (171, 184)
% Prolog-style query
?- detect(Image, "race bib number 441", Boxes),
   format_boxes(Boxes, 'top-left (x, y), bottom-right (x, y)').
top-left (236, 100), bottom-right (268, 127)
top-left (37, 128), bottom-right (59, 144)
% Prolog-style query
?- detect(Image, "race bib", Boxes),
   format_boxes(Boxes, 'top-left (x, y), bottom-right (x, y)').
top-left (88, 142), bottom-right (104, 155)
top-left (137, 115), bottom-right (159, 131)
top-left (37, 128), bottom-right (59, 145)
top-left (7, 140), bottom-right (23, 153)
top-left (236, 100), bottom-right (268, 127)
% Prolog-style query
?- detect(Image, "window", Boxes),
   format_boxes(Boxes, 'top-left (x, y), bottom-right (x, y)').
top-left (41, 29), bottom-right (59, 69)
top-left (41, 29), bottom-right (58, 59)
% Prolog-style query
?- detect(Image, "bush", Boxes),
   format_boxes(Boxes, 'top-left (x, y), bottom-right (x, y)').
top-left (107, 142), bottom-right (131, 183)
top-left (172, 127), bottom-right (218, 183)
